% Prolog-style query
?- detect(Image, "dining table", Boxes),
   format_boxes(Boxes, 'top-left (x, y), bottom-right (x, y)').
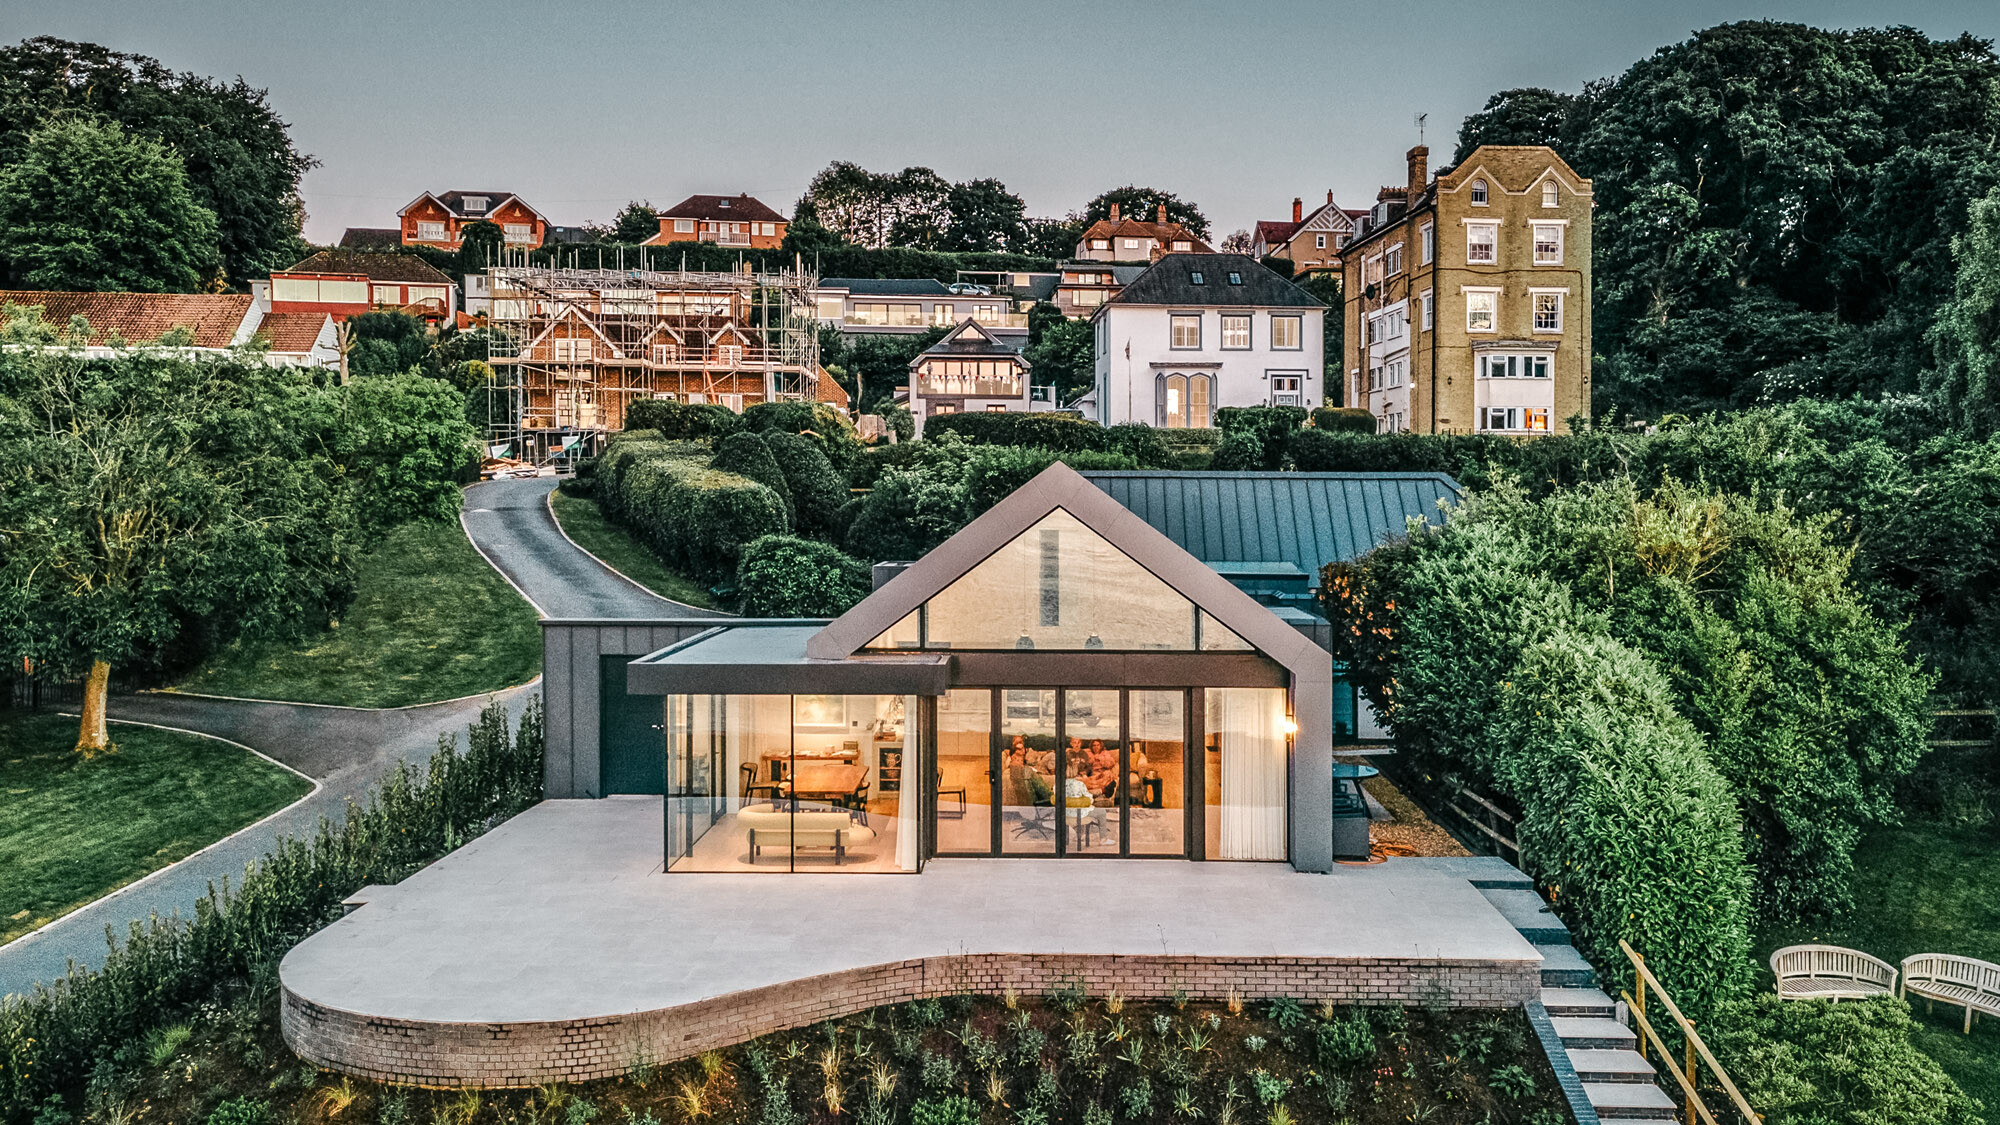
top-left (782, 762), bottom-right (868, 804)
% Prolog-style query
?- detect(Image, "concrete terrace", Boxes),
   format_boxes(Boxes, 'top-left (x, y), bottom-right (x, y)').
top-left (280, 799), bottom-right (1544, 1086)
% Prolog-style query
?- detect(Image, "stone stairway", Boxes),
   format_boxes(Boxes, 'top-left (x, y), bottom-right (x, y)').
top-left (1449, 865), bottom-right (1679, 1122)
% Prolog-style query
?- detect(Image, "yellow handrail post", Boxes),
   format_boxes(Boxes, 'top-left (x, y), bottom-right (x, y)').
top-left (1684, 1034), bottom-right (1698, 1125)
top-left (1634, 949), bottom-right (1649, 1062)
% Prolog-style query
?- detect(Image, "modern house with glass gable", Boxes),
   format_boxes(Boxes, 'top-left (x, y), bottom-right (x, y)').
top-left (541, 464), bottom-right (1458, 877)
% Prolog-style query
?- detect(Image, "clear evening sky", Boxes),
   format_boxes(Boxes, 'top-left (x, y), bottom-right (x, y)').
top-left (9, 0), bottom-right (2000, 245)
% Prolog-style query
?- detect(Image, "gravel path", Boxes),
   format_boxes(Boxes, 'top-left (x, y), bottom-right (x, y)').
top-left (0, 476), bottom-right (705, 997)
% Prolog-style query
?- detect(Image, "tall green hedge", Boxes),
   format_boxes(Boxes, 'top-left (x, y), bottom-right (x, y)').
top-left (764, 431), bottom-right (850, 539)
top-left (961, 446), bottom-right (1139, 518)
top-left (924, 411), bottom-right (1105, 451)
top-left (711, 432), bottom-right (794, 522)
top-left (623, 400), bottom-right (742, 439)
top-left (597, 434), bottom-right (788, 582)
top-left (0, 700), bottom-right (544, 1117)
top-left (1497, 631), bottom-right (1755, 1015)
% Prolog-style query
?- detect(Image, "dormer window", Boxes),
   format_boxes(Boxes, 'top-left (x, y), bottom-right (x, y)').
top-left (718, 199), bottom-right (731, 209)
top-left (1227, 272), bottom-right (1242, 285)
top-left (1172, 240), bottom-right (1191, 252)
top-left (1542, 181), bottom-right (1559, 207)
top-left (1471, 180), bottom-right (1489, 205)
top-left (462, 196), bottom-right (488, 212)
top-left (1190, 271), bottom-right (1205, 285)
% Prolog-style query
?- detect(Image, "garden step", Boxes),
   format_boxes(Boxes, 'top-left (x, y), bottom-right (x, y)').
top-left (1535, 942), bottom-right (1597, 987)
top-left (1583, 1081), bottom-right (1678, 1120)
top-left (1550, 1015), bottom-right (1638, 1051)
top-left (1478, 887), bottom-right (1572, 943)
top-left (1566, 1048), bottom-right (1657, 1083)
top-left (1539, 986), bottom-right (1616, 1017)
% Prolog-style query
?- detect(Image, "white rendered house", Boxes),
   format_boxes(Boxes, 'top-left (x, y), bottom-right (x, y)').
top-left (1089, 254), bottom-right (1326, 428)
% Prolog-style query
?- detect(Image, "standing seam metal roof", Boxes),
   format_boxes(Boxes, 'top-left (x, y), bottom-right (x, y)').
top-left (1077, 471), bottom-right (1460, 580)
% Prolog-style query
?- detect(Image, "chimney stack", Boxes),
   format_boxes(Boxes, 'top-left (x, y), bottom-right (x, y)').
top-left (1109, 202), bottom-right (1120, 222)
top-left (1157, 204), bottom-right (1168, 225)
top-left (1292, 198), bottom-right (1303, 223)
top-left (1407, 145), bottom-right (1430, 203)
top-left (1327, 189), bottom-right (1334, 204)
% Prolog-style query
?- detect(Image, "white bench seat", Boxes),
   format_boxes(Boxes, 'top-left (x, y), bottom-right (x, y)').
top-left (1902, 954), bottom-right (2000, 1033)
top-left (1771, 944), bottom-right (1897, 1001)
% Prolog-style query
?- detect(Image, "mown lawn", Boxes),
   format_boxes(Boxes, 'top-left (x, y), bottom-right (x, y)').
top-left (176, 516), bottom-right (541, 708)
top-left (1760, 812), bottom-right (2000, 1114)
top-left (548, 489), bottom-right (720, 610)
top-left (0, 712), bottom-right (312, 945)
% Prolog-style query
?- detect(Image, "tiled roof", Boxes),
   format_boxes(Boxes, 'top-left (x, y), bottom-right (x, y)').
top-left (1254, 220), bottom-right (1300, 245)
top-left (661, 193), bottom-right (787, 223)
top-left (0, 290), bottom-right (254, 347)
top-left (255, 312), bottom-right (332, 353)
top-left (1076, 218), bottom-right (1212, 251)
top-left (1106, 254), bottom-right (1325, 309)
top-left (339, 227), bottom-right (402, 250)
top-left (435, 191), bottom-right (536, 218)
top-left (282, 249), bottom-right (453, 284)
top-left (916, 320), bottom-right (1026, 361)
top-left (820, 277), bottom-right (951, 296)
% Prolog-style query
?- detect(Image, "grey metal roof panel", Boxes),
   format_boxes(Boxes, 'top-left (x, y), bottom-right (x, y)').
top-left (820, 277), bottom-right (952, 296)
top-left (1078, 471), bottom-right (1459, 580)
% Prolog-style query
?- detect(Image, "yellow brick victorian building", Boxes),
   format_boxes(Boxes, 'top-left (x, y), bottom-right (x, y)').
top-left (1340, 145), bottom-right (1591, 434)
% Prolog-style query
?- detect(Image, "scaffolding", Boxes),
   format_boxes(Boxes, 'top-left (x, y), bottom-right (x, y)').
top-left (481, 260), bottom-right (822, 462)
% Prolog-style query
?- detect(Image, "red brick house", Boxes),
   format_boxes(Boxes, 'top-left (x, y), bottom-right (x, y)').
top-left (1073, 204), bottom-right (1213, 262)
top-left (644, 194), bottom-right (788, 249)
top-left (267, 250), bottom-right (458, 323)
top-left (398, 192), bottom-right (547, 251)
top-left (0, 290), bottom-right (336, 368)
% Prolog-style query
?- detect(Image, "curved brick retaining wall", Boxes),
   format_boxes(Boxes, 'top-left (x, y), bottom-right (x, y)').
top-left (283, 952), bottom-right (1538, 1088)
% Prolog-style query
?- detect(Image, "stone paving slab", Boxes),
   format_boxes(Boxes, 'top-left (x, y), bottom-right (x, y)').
top-left (280, 798), bottom-right (1542, 1025)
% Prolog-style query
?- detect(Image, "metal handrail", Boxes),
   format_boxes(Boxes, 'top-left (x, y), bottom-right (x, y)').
top-left (1620, 940), bottom-right (1762, 1125)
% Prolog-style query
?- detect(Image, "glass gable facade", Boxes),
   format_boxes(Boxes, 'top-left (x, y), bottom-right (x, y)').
top-left (866, 508), bottom-right (1250, 652)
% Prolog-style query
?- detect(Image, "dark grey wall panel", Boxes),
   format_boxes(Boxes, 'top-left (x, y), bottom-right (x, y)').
top-left (540, 620), bottom-right (719, 799)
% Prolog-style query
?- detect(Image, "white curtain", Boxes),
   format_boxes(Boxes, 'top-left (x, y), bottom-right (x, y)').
top-left (895, 695), bottom-right (920, 871)
top-left (1216, 688), bottom-right (1288, 860)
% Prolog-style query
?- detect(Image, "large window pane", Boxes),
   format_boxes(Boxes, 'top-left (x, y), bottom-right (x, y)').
top-left (1129, 691), bottom-right (1186, 855)
top-left (924, 508), bottom-right (1197, 650)
top-left (1000, 689), bottom-right (1057, 853)
top-left (935, 689), bottom-right (993, 854)
top-left (1063, 689), bottom-right (1120, 855)
top-left (1203, 688), bottom-right (1288, 860)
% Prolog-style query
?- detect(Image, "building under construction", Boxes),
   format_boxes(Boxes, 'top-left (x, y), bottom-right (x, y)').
top-left (482, 262), bottom-right (826, 460)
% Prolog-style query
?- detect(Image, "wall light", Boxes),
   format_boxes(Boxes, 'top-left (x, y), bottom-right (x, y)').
top-left (1281, 717), bottom-right (1299, 736)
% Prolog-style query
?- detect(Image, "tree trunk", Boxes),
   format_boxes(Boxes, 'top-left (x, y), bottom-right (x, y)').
top-left (75, 658), bottom-right (114, 756)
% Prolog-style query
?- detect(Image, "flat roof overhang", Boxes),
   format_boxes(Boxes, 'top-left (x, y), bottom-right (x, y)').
top-left (628, 624), bottom-right (953, 696)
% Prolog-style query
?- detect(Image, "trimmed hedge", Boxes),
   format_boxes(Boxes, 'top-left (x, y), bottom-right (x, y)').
top-left (597, 434), bottom-right (788, 582)
top-left (1497, 630), bottom-right (1755, 1016)
top-left (1213, 406), bottom-right (1308, 471)
top-left (623, 399), bottom-right (742, 439)
top-left (963, 446), bottom-right (1140, 518)
top-left (711, 432), bottom-right (794, 522)
top-left (0, 700), bottom-right (544, 1117)
top-left (924, 411), bottom-right (1108, 452)
top-left (740, 401), bottom-right (862, 471)
top-left (1706, 995), bottom-right (1985, 1125)
top-left (735, 535), bottom-right (873, 617)
top-left (764, 431), bottom-right (850, 539)
top-left (1312, 406), bottom-right (1377, 433)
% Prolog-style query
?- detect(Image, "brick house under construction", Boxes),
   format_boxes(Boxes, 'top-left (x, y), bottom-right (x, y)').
top-left (482, 264), bottom-right (825, 459)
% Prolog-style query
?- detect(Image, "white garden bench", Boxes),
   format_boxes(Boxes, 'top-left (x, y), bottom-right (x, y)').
top-left (1770, 944), bottom-right (1898, 1000)
top-left (1901, 954), bottom-right (2000, 1033)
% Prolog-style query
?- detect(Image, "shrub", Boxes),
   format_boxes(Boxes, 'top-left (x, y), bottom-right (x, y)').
top-left (1210, 406), bottom-right (1307, 471)
top-left (711, 432), bottom-right (795, 521)
top-left (1312, 406), bottom-right (1377, 433)
top-left (624, 399), bottom-right (742, 439)
top-left (597, 436), bottom-right (788, 581)
top-left (1104, 423), bottom-right (1171, 466)
top-left (1706, 995), bottom-right (1983, 1125)
top-left (0, 700), bottom-right (544, 1117)
top-left (844, 435), bottom-right (978, 562)
top-left (204, 1098), bottom-right (273, 1125)
top-left (339, 371), bottom-right (480, 533)
top-left (763, 431), bottom-right (850, 539)
top-left (846, 440), bottom-right (928, 492)
top-left (1312, 1009), bottom-right (1375, 1067)
top-left (962, 446), bottom-right (1139, 518)
top-left (739, 400), bottom-right (861, 471)
top-left (923, 411), bottom-right (1110, 452)
top-left (1497, 630), bottom-right (1754, 1016)
top-left (735, 535), bottom-right (872, 617)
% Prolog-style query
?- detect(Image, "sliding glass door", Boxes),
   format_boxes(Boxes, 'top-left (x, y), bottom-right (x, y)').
top-left (935, 687), bottom-right (1204, 859)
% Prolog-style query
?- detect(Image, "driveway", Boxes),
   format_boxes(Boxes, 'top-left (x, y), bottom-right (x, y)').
top-left (1, 476), bottom-right (709, 997)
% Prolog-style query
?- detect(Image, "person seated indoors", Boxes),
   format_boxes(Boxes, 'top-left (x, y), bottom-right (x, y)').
top-left (1062, 758), bottom-right (1094, 808)
top-left (1004, 746), bottom-right (1052, 807)
top-left (1084, 739), bottom-right (1120, 797)
top-left (1012, 733), bottom-right (1054, 774)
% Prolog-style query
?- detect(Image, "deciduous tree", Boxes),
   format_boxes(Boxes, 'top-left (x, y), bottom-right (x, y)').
top-left (1083, 186), bottom-right (1209, 238)
top-left (0, 116), bottom-right (218, 292)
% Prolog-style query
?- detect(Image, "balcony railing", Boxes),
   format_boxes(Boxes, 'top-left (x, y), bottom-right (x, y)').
top-left (701, 232), bottom-right (752, 247)
top-left (844, 311), bottom-right (1028, 329)
top-left (917, 377), bottom-right (1023, 398)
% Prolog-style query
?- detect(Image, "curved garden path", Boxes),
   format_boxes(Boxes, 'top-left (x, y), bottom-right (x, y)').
top-left (0, 475), bottom-right (694, 998)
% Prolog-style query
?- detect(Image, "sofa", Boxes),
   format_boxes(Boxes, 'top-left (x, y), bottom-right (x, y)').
top-left (737, 804), bottom-right (876, 865)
